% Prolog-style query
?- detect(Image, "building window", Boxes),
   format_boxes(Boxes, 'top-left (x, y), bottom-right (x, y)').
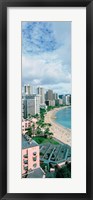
top-left (33, 157), bottom-right (37, 161)
top-left (33, 152), bottom-right (37, 156)
top-left (25, 123), bottom-right (27, 127)
top-left (33, 163), bottom-right (37, 168)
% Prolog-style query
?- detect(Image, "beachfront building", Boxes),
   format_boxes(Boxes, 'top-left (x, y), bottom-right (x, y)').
top-left (62, 94), bottom-right (71, 105)
top-left (65, 94), bottom-right (71, 105)
top-left (50, 100), bottom-right (55, 106)
top-left (45, 89), bottom-right (53, 101)
top-left (45, 100), bottom-right (55, 106)
top-left (22, 94), bottom-right (40, 118)
top-left (62, 95), bottom-right (66, 105)
top-left (53, 93), bottom-right (58, 100)
top-left (27, 96), bottom-right (40, 116)
top-left (37, 87), bottom-right (45, 105)
top-left (22, 134), bottom-right (45, 178)
top-left (55, 99), bottom-right (60, 106)
top-left (59, 99), bottom-right (63, 105)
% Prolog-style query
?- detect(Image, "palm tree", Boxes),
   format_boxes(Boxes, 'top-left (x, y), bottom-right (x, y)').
top-left (48, 132), bottom-right (53, 138)
top-left (36, 127), bottom-right (42, 135)
top-left (44, 128), bottom-right (49, 137)
top-left (36, 119), bottom-right (44, 128)
top-left (44, 128), bottom-right (53, 138)
top-left (35, 113), bottom-right (39, 119)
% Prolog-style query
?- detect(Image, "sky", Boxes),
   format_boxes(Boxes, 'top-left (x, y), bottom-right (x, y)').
top-left (22, 22), bottom-right (71, 95)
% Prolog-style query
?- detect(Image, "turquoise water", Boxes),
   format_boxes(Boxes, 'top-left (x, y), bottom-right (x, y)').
top-left (55, 107), bottom-right (71, 129)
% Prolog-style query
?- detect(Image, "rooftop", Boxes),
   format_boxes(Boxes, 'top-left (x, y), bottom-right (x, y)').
top-left (27, 167), bottom-right (45, 178)
top-left (40, 143), bottom-right (71, 163)
top-left (22, 134), bottom-right (38, 149)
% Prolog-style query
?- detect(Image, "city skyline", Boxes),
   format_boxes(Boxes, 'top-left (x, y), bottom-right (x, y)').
top-left (22, 84), bottom-right (71, 96)
top-left (22, 22), bottom-right (71, 95)
top-left (22, 84), bottom-right (71, 119)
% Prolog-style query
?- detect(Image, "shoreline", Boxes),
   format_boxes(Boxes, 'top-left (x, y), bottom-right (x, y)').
top-left (45, 106), bottom-right (71, 146)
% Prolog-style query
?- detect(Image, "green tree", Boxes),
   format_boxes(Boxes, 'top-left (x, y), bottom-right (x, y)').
top-left (56, 163), bottom-right (71, 178)
top-left (26, 127), bottom-right (33, 137)
top-left (44, 128), bottom-right (53, 138)
top-left (36, 127), bottom-right (42, 135)
top-left (27, 113), bottom-right (31, 119)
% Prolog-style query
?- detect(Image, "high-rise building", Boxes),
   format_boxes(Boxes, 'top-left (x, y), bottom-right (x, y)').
top-left (53, 93), bottom-right (58, 100)
top-left (37, 87), bottom-right (45, 105)
top-left (63, 95), bottom-right (66, 105)
top-left (22, 99), bottom-right (27, 119)
top-left (27, 98), bottom-right (36, 116)
top-left (59, 99), bottom-right (63, 105)
top-left (45, 90), bottom-right (53, 101)
top-left (22, 94), bottom-right (40, 118)
top-left (24, 84), bottom-right (33, 95)
top-left (50, 100), bottom-right (55, 106)
top-left (55, 99), bottom-right (59, 106)
top-left (65, 94), bottom-right (71, 105)
top-left (24, 84), bottom-right (31, 95)
top-left (26, 95), bottom-right (40, 116)
top-left (36, 95), bottom-right (40, 114)
top-left (62, 94), bottom-right (71, 105)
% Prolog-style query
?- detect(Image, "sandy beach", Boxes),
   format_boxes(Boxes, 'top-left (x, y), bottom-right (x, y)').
top-left (45, 106), bottom-right (71, 146)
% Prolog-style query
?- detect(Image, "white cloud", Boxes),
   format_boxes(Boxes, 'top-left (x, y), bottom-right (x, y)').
top-left (22, 51), bottom-right (71, 94)
top-left (22, 22), bottom-right (71, 94)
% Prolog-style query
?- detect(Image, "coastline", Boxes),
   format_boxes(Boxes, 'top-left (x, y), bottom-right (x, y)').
top-left (45, 106), bottom-right (71, 146)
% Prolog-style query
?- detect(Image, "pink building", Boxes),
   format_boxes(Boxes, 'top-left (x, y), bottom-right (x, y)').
top-left (22, 119), bottom-right (31, 134)
top-left (22, 118), bottom-right (38, 134)
top-left (22, 134), bottom-right (45, 178)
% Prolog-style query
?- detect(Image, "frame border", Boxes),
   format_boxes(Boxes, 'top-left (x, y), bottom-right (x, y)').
top-left (0, 0), bottom-right (93, 199)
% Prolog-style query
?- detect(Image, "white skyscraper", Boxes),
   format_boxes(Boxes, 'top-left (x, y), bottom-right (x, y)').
top-left (53, 93), bottom-right (58, 100)
top-left (26, 95), bottom-right (40, 117)
top-left (37, 87), bottom-right (45, 105)
top-left (24, 84), bottom-right (33, 95)
top-left (65, 95), bottom-right (71, 105)
top-left (36, 95), bottom-right (40, 114)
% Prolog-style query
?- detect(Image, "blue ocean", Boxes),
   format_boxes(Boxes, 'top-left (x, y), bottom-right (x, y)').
top-left (55, 107), bottom-right (71, 129)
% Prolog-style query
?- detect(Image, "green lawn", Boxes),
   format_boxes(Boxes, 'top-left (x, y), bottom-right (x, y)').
top-left (32, 136), bottom-right (59, 145)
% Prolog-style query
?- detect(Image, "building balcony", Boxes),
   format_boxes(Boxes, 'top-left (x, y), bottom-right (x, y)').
top-left (24, 160), bottom-right (28, 164)
top-left (33, 157), bottom-right (37, 161)
top-left (23, 154), bottom-right (28, 158)
top-left (24, 166), bottom-right (28, 171)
